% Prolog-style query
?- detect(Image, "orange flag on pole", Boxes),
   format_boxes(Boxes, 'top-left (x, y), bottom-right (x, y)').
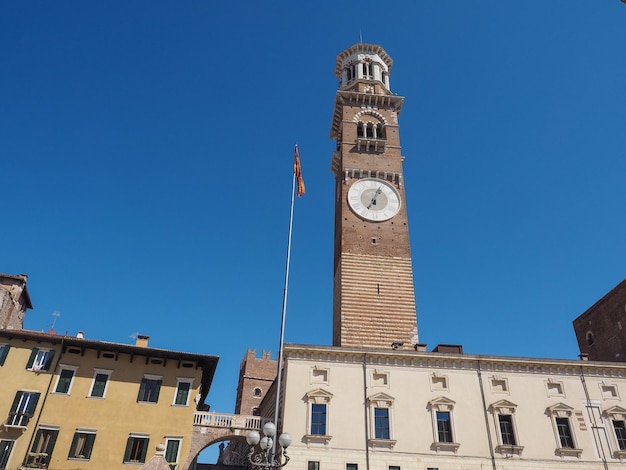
top-left (294, 145), bottom-right (306, 197)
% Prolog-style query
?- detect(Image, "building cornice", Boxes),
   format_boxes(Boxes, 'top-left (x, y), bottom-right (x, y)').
top-left (283, 343), bottom-right (626, 379)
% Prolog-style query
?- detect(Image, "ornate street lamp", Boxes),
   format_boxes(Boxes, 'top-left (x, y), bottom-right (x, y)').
top-left (246, 421), bottom-right (291, 469)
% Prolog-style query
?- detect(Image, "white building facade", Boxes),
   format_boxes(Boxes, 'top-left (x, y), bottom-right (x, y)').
top-left (280, 344), bottom-right (626, 470)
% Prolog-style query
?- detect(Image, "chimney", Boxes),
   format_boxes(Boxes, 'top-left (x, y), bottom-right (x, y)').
top-left (136, 334), bottom-right (150, 347)
top-left (76, 331), bottom-right (84, 339)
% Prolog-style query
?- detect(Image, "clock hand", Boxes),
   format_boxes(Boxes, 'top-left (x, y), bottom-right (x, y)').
top-left (366, 185), bottom-right (384, 209)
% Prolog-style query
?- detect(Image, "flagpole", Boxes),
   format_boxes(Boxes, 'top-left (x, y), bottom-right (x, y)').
top-left (273, 164), bottom-right (297, 446)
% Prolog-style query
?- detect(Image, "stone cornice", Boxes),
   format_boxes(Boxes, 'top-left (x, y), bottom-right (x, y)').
top-left (283, 343), bottom-right (626, 379)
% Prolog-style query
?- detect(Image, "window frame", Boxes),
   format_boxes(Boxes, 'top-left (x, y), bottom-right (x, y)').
top-left (0, 440), bottom-right (15, 470)
top-left (604, 406), bottom-right (626, 458)
top-left (27, 426), bottom-right (59, 468)
top-left (367, 393), bottom-right (395, 449)
top-left (546, 403), bottom-right (582, 457)
top-left (428, 397), bottom-right (460, 453)
top-left (26, 347), bottom-right (55, 372)
top-left (173, 378), bottom-right (193, 406)
top-left (123, 434), bottom-right (150, 464)
top-left (310, 403), bottom-right (327, 436)
top-left (489, 400), bottom-right (523, 455)
top-left (68, 429), bottom-right (97, 461)
top-left (304, 389), bottom-right (333, 445)
top-left (164, 437), bottom-right (182, 470)
top-left (54, 365), bottom-right (78, 395)
top-left (137, 375), bottom-right (162, 404)
top-left (89, 369), bottom-right (112, 399)
top-left (7, 391), bottom-right (40, 427)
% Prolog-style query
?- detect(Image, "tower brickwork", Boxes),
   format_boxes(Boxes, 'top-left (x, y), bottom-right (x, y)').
top-left (331, 44), bottom-right (418, 350)
top-left (234, 349), bottom-right (277, 415)
top-left (0, 273), bottom-right (32, 330)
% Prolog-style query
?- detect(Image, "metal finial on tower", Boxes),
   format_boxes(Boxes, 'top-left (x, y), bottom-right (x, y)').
top-left (359, 30), bottom-right (363, 43)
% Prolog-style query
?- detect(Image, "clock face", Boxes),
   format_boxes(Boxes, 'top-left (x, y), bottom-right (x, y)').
top-left (347, 178), bottom-right (401, 221)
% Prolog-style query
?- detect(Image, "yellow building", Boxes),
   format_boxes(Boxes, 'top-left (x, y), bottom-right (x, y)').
top-left (0, 327), bottom-right (218, 470)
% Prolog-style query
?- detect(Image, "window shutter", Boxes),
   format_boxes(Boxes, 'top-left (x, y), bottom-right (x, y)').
top-left (30, 429), bottom-right (42, 453)
top-left (0, 345), bottom-right (10, 366)
top-left (68, 433), bottom-right (79, 458)
top-left (43, 350), bottom-right (55, 370)
top-left (9, 391), bottom-right (23, 413)
top-left (26, 348), bottom-right (39, 369)
top-left (26, 393), bottom-right (40, 417)
top-left (165, 440), bottom-right (179, 463)
top-left (85, 434), bottom-right (96, 459)
top-left (140, 438), bottom-right (149, 463)
top-left (154, 381), bottom-right (162, 402)
top-left (137, 379), bottom-right (146, 402)
top-left (123, 438), bottom-right (133, 463)
top-left (46, 430), bottom-right (59, 458)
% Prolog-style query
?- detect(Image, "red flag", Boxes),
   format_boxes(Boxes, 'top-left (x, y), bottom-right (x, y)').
top-left (294, 145), bottom-right (305, 197)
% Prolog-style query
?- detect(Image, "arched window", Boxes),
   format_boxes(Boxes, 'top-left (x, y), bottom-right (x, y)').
top-left (587, 332), bottom-right (594, 346)
top-left (357, 123), bottom-right (364, 138)
top-left (253, 387), bottom-right (262, 397)
top-left (366, 123), bottom-right (374, 138)
top-left (376, 124), bottom-right (385, 139)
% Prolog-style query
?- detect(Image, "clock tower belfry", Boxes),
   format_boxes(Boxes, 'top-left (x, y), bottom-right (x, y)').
top-left (330, 43), bottom-right (418, 350)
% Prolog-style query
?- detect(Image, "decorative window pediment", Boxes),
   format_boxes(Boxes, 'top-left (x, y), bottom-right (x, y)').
top-left (490, 399), bottom-right (518, 415)
top-left (305, 389), bottom-right (333, 405)
top-left (368, 392), bottom-right (394, 408)
top-left (605, 406), bottom-right (626, 421)
top-left (429, 397), bottom-right (455, 412)
top-left (547, 403), bottom-right (574, 418)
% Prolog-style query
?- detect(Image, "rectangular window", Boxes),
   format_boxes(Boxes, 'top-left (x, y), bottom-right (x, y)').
top-left (310, 404), bottom-right (327, 435)
top-left (124, 436), bottom-right (149, 464)
top-left (68, 431), bottom-right (96, 460)
top-left (556, 417), bottom-right (575, 448)
top-left (137, 376), bottom-right (162, 403)
top-left (54, 368), bottom-right (76, 394)
top-left (89, 370), bottom-right (111, 398)
top-left (26, 348), bottom-right (55, 371)
top-left (436, 411), bottom-right (453, 443)
top-left (614, 420), bottom-right (626, 450)
top-left (389, 466), bottom-right (400, 470)
top-left (7, 391), bottom-right (40, 427)
top-left (0, 344), bottom-right (10, 366)
top-left (308, 462), bottom-right (320, 470)
top-left (165, 438), bottom-right (181, 470)
top-left (498, 414), bottom-right (516, 446)
top-left (173, 380), bottom-right (192, 406)
top-left (0, 440), bottom-right (14, 470)
top-left (27, 428), bottom-right (59, 468)
top-left (346, 464), bottom-right (358, 470)
top-left (374, 408), bottom-right (390, 439)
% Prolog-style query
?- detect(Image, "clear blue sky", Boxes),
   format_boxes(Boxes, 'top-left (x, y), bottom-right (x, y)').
top-left (2, 1), bottom-right (626, 459)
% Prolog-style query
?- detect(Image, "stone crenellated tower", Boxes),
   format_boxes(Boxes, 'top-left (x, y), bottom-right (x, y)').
top-left (330, 44), bottom-right (418, 350)
top-left (0, 273), bottom-right (32, 330)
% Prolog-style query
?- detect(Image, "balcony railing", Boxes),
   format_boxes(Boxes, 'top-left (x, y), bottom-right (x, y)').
top-left (193, 412), bottom-right (269, 432)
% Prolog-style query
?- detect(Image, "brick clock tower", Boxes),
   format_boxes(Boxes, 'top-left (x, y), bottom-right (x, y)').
top-left (331, 44), bottom-right (418, 350)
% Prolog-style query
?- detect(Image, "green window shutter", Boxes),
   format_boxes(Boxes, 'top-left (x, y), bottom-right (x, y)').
top-left (43, 350), bottom-right (55, 370)
top-left (165, 440), bottom-right (179, 463)
top-left (30, 429), bottom-right (43, 453)
top-left (137, 379), bottom-right (147, 402)
top-left (68, 433), bottom-right (80, 458)
top-left (26, 393), bottom-right (40, 417)
top-left (176, 382), bottom-right (190, 405)
top-left (9, 392), bottom-right (23, 413)
top-left (45, 430), bottom-right (59, 460)
top-left (123, 437), bottom-right (133, 463)
top-left (0, 345), bottom-right (10, 366)
top-left (91, 373), bottom-right (107, 397)
top-left (154, 381), bottom-right (162, 402)
top-left (26, 348), bottom-right (39, 369)
top-left (85, 433), bottom-right (96, 459)
top-left (140, 438), bottom-right (149, 463)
